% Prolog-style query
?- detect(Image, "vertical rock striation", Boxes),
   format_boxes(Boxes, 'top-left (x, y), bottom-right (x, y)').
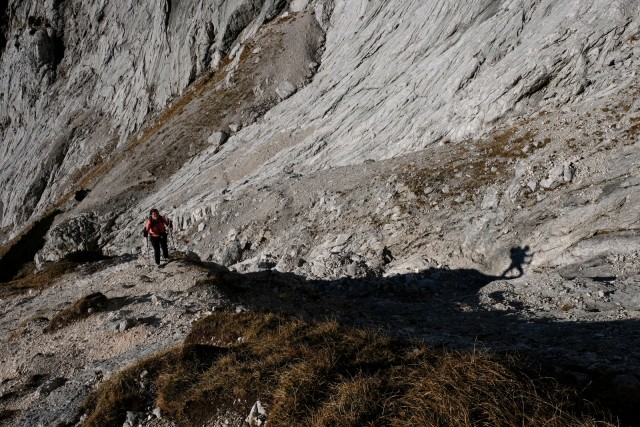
top-left (0, 0), bottom-right (289, 240)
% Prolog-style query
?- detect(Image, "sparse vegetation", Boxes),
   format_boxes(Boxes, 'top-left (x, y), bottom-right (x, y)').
top-left (44, 292), bottom-right (108, 333)
top-left (0, 259), bottom-right (75, 298)
top-left (81, 311), bottom-right (615, 427)
top-left (0, 218), bottom-right (111, 298)
top-left (400, 125), bottom-right (545, 202)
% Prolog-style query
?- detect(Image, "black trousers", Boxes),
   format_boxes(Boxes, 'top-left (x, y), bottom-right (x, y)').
top-left (149, 234), bottom-right (169, 265)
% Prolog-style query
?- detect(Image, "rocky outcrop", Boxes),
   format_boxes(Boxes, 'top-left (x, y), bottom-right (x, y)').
top-left (34, 211), bottom-right (115, 266)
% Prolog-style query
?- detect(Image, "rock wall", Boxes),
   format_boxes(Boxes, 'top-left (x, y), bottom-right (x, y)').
top-left (234, 0), bottom-right (639, 174)
top-left (0, 0), bottom-right (297, 239)
top-left (109, 0), bottom-right (638, 274)
top-left (2, 0), bottom-right (640, 278)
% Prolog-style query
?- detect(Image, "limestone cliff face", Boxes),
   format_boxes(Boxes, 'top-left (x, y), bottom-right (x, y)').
top-left (237, 0), bottom-right (639, 169)
top-left (1, 0), bottom-right (639, 277)
top-left (122, 0), bottom-right (639, 274)
top-left (3, 3), bottom-right (640, 425)
top-left (0, 0), bottom-right (296, 236)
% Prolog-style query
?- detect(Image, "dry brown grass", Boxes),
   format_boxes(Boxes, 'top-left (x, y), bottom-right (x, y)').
top-left (0, 255), bottom-right (110, 301)
top-left (400, 125), bottom-right (544, 204)
top-left (44, 292), bottom-right (108, 333)
top-left (82, 351), bottom-right (173, 426)
top-left (81, 312), bottom-right (615, 427)
top-left (0, 259), bottom-right (76, 298)
top-left (0, 253), bottom-right (114, 298)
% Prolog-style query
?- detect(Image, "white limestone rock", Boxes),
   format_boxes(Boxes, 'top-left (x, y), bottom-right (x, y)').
top-left (246, 400), bottom-right (267, 427)
top-left (275, 80), bottom-right (297, 99)
top-left (207, 131), bottom-right (229, 148)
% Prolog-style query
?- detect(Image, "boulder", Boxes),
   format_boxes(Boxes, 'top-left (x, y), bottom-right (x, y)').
top-left (275, 81), bottom-right (297, 99)
top-left (207, 131), bottom-right (229, 150)
top-left (36, 213), bottom-right (108, 266)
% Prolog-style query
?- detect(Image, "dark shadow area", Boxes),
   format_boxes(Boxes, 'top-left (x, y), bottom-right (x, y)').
top-left (51, 32), bottom-right (64, 70)
top-left (500, 245), bottom-right (533, 278)
top-left (0, 373), bottom-right (65, 406)
top-left (74, 189), bottom-right (91, 202)
top-left (0, 0), bottom-right (7, 56)
top-left (107, 294), bottom-right (153, 310)
top-left (0, 210), bottom-right (61, 282)
top-left (185, 258), bottom-right (639, 426)
top-left (137, 315), bottom-right (162, 327)
top-left (592, 276), bottom-right (618, 283)
top-left (0, 409), bottom-right (18, 422)
top-left (63, 250), bottom-right (108, 264)
top-left (0, 253), bottom-right (133, 298)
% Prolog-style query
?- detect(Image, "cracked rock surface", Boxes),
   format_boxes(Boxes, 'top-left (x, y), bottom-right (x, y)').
top-left (1, 0), bottom-right (640, 424)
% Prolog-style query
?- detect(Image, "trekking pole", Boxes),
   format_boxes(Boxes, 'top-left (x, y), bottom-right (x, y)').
top-left (169, 219), bottom-right (176, 251)
top-left (146, 235), bottom-right (150, 264)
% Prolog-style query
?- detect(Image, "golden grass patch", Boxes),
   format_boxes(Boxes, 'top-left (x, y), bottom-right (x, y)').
top-left (44, 292), bottom-right (108, 333)
top-left (81, 312), bottom-right (615, 427)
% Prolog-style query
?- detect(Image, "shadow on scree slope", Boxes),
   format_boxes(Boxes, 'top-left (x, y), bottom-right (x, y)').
top-left (0, 211), bottom-right (61, 282)
top-left (176, 251), bottom-right (639, 426)
top-left (1, 235), bottom-right (637, 424)
top-left (0, 209), bottom-right (111, 292)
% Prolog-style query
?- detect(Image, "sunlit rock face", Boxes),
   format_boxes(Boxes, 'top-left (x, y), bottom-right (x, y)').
top-left (128, 0), bottom-right (639, 273)
top-left (1, 3), bottom-right (640, 426)
top-left (0, 0), bottom-right (289, 236)
top-left (1, 0), bottom-right (639, 276)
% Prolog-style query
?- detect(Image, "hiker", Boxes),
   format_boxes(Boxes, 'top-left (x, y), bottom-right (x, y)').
top-left (143, 208), bottom-right (173, 266)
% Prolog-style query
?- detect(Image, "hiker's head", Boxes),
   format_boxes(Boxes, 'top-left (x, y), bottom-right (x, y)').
top-left (150, 208), bottom-right (160, 219)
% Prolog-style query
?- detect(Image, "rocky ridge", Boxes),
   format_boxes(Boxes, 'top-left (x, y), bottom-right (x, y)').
top-left (1, 0), bottom-right (640, 425)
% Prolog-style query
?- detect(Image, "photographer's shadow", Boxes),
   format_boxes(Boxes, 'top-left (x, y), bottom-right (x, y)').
top-left (500, 245), bottom-right (533, 278)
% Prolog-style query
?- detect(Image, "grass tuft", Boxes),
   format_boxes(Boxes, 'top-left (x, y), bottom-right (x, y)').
top-left (81, 312), bottom-right (616, 427)
top-left (44, 292), bottom-right (108, 333)
top-left (0, 259), bottom-right (77, 298)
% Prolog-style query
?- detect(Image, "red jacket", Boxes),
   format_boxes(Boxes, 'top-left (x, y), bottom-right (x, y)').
top-left (145, 216), bottom-right (171, 237)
